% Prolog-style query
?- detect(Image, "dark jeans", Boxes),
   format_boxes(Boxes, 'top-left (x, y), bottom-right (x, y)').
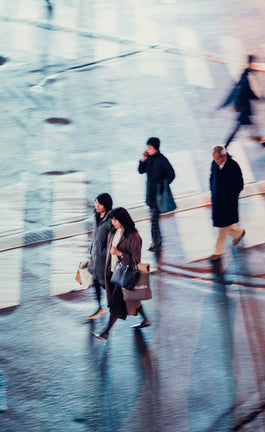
top-left (150, 206), bottom-right (161, 245)
top-left (94, 279), bottom-right (105, 306)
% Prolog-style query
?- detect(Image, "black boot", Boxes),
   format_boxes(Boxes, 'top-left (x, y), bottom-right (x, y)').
top-left (132, 306), bottom-right (151, 329)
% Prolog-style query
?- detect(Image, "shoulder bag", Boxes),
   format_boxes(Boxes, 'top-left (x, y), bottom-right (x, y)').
top-left (156, 179), bottom-right (177, 214)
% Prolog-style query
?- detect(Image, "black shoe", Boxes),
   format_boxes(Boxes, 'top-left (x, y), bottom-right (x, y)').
top-left (148, 241), bottom-right (162, 252)
top-left (232, 229), bottom-right (245, 246)
top-left (91, 331), bottom-right (109, 340)
top-left (132, 319), bottom-right (151, 329)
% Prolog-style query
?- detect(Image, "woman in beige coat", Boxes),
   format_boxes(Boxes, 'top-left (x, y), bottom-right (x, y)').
top-left (93, 207), bottom-right (150, 340)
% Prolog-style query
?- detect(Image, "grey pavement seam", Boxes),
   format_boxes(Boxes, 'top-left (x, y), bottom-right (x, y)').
top-left (160, 264), bottom-right (265, 289)
top-left (1, 180), bottom-right (264, 252)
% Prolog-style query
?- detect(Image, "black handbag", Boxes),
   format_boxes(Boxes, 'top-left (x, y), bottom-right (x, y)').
top-left (156, 179), bottom-right (177, 214)
top-left (110, 262), bottom-right (139, 291)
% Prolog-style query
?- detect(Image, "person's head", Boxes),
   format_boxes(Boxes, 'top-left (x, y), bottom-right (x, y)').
top-left (212, 146), bottom-right (227, 166)
top-left (248, 54), bottom-right (255, 67)
top-left (146, 137), bottom-right (160, 155)
top-left (95, 193), bottom-right (113, 214)
top-left (110, 207), bottom-right (136, 236)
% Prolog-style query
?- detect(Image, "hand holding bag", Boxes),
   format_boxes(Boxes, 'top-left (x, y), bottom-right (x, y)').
top-left (156, 179), bottom-right (177, 214)
top-left (122, 263), bottom-right (152, 301)
top-left (75, 261), bottom-right (94, 289)
top-left (110, 262), bottom-right (139, 291)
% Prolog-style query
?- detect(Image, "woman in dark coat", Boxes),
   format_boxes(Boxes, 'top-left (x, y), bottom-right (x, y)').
top-left (93, 207), bottom-right (150, 340)
top-left (87, 193), bottom-right (113, 319)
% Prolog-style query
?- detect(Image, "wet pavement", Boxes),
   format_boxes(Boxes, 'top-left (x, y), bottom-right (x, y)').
top-left (1, 204), bottom-right (265, 431)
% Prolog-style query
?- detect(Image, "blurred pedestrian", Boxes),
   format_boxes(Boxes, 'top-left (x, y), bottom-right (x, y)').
top-left (138, 137), bottom-right (175, 252)
top-left (93, 207), bottom-right (150, 340)
top-left (87, 193), bottom-right (113, 319)
top-left (217, 55), bottom-right (263, 148)
top-left (209, 146), bottom-right (245, 261)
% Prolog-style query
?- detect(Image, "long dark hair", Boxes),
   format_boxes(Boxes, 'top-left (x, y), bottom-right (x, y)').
top-left (110, 207), bottom-right (137, 237)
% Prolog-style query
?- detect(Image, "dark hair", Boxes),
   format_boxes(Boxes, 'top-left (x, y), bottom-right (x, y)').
top-left (248, 54), bottom-right (255, 64)
top-left (110, 207), bottom-right (137, 237)
top-left (146, 137), bottom-right (160, 150)
top-left (96, 193), bottom-right (113, 212)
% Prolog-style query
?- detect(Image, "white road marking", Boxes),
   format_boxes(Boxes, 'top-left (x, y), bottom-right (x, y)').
top-left (176, 27), bottom-right (214, 88)
top-left (50, 234), bottom-right (89, 296)
top-left (219, 36), bottom-right (245, 80)
top-left (0, 183), bottom-right (25, 236)
top-left (174, 207), bottom-right (216, 262)
top-left (51, 172), bottom-right (87, 226)
top-left (0, 248), bottom-right (22, 308)
top-left (228, 141), bottom-right (256, 184)
top-left (239, 195), bottom-right (265, 248)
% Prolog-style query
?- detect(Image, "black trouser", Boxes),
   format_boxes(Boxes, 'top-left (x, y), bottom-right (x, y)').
top-left (150, 206), bottom-right (161, 245)
top-left (94, 279), bottom-right (104, 307)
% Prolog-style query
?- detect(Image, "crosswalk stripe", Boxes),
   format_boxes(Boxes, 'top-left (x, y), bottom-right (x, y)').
top-left (219, 36), bottom-right (245, 80)
top-left (51, 172), bottom-right (88, 227)
top-left (228, 141), bottom-right (256, 184)
top-left (16, 0), bottom-right (40, 21)
top-left (50, 234), bottom-right (89, 296)
top-left (0, 183), bottom-right (25, 236)
top-left (174, 208), bottom-right (216, 262)
top-left (134, 0), bottom-right (159, 46)
top-left (110, 161), bottom-right (146, 207)
top-left (0, 248), bottom-right (21, 308)
top-left (93, 2), bottom-right (119, 38)
top-left (12, 21), bottom-right (36, 55)
top-left (169, 151), bottom-right (201, 196)
top-left (49, 29), bottom-right (78, 60)
top-left (240, 195), bottom-right (265, 248)
top-left (175, 27), bottom-right (214, 88)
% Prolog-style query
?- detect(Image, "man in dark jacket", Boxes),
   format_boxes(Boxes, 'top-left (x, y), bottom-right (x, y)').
top-left (218, 55), bottom-right (262, 148)
top-left (138, 137), bottom-right (175, 252)
top-left (209, 146), bottom-right (245, 261)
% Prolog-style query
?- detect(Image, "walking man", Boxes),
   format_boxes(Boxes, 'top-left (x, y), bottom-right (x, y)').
top-left (209, 146), bottom-right (245, 261)
top-left (138, 137), bottom-right (175, 252)
top-left (217, 55), bottom-right (262, 148)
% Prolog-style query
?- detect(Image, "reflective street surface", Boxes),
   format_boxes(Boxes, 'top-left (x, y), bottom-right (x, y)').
top-left (1, 0), bottom-right (265, 431)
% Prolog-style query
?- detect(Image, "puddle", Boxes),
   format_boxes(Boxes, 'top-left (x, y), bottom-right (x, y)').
top-left (45, 117), bottom-right (71, 125)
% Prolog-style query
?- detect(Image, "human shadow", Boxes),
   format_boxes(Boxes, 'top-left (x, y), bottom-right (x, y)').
top-left (188, 280), bottom-right (237, 432)
top-left (130, 330), bottom-right (163, 432)
top-left (229, 248), bottom-right (265, 430)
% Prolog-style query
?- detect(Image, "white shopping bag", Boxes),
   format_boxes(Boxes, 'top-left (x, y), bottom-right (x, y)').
top-left (75, 261), bottom-right (94, 289)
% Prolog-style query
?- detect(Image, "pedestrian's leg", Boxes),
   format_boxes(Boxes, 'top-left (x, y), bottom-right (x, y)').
top-left (132, 305), bottom-right (151, 329)
top-left (95, 313), bottom-right (117, 339)
top-left (225, 122), bottom-right (241, 148)
top-left (149, 207), bottom-right (161, 250)
top-left (227, 224), bottom-right (245, 245)
top-left (212, 227), bottom-right (229, 258)
top-left (95, 279), bottom-right (101, 307)
top-left (87, 280), bottom-right (105, 319)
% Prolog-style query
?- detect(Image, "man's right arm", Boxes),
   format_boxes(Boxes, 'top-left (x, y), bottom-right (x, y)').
top-left (138, 159), bottom-right (147, 174)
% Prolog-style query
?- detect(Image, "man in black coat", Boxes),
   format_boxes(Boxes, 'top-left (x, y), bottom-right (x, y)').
top-left (138, 137), bottom-right (175, 252)
top-left (209, 146), bottom-right (245, 261)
